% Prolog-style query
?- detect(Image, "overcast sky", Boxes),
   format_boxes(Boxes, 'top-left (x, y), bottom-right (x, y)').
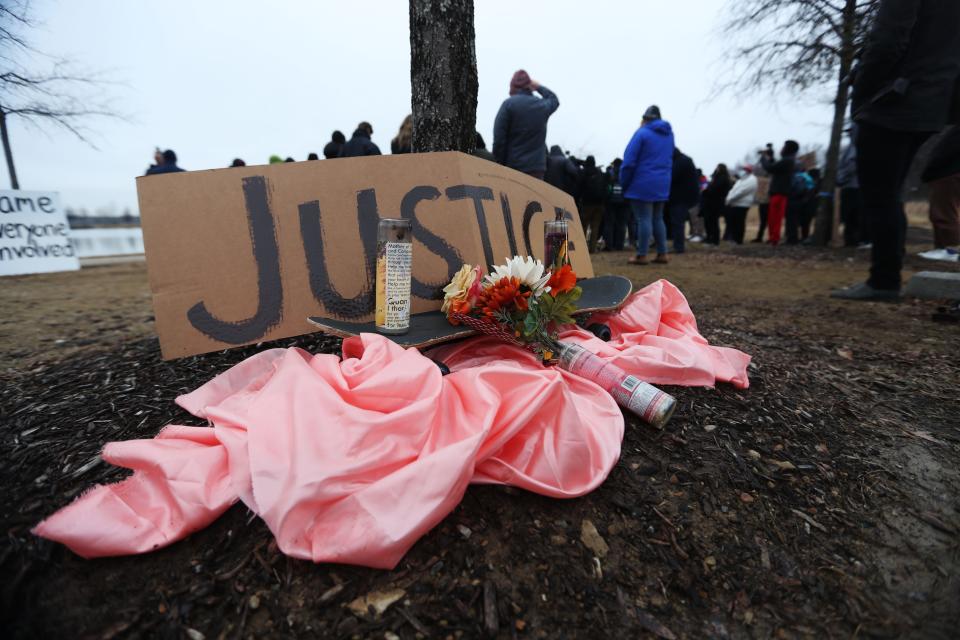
top-left (15, 0), bottom-right (835, 214)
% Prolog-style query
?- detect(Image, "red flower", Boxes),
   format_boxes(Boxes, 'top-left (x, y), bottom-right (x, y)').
top-left (480, 276), bottom-right (531, 316)
top-left (547, 264), bottom-right (577, 294)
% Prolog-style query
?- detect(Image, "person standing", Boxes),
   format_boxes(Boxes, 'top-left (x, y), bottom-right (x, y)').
top-left (603, 158), bottom-right (629, 251)
top-left (833, 0), bottom-right (960, 301)
top-left (667, 148), bottom-right (700, 253)
top-left (323, 131), bottom-right (346, 159)
top-left (579, 156), bottom-right (607, 252)
top-left (545, 145), bottom-right (579, 195)
top-left (472, 132), bottom-right (497, 163)
top-left (492, 70), bottom-right (559, 179)
top-left (391, 115), bottom-right (413, 154)
top-left (621, 105), bottom-right (675, 265)
top-left (144, 149), bottom-right (185, 175)
top-left (701, 164), bottom-right (732, 245)
top-left (922, 125), bottom-right (960, 250)
top-left (340, 122), bottom-right (381, 157)
top-left (760, 140), bottom-right (799, 245)
top-left (837, 126), bottom-right (866, 247)
top-left (724, 165), bottom-right (758, 244)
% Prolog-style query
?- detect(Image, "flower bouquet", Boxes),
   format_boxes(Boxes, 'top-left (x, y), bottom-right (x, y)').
top-left (441, 256), bottom-right (676, 428)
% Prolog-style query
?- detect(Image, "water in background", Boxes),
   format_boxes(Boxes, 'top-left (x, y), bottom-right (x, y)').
top-left (69, 228), bottom-right (144, 258)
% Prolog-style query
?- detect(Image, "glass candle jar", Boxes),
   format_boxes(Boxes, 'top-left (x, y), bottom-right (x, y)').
top-left (375, 218), bottom-right (413, 335)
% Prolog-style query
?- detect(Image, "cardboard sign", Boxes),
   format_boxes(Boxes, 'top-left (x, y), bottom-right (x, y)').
top-left (137, 152), bottom-right (591, 359)
top-left (0, 190), bottom-right (79, 277)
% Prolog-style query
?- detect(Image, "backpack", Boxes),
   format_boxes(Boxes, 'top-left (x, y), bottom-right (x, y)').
top-left (790, 171), bottom-right (813, 200)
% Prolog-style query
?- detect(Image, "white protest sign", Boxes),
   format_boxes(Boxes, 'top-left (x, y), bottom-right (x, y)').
top-left (0, 190), bottom-right (79, 276)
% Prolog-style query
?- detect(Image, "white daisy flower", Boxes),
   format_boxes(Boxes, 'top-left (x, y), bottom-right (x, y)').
top-left (484, 256), bottom-right (551, 297)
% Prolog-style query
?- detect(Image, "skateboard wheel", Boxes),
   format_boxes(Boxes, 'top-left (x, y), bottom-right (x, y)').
top-left (587, 323), bottom-right (612, 341)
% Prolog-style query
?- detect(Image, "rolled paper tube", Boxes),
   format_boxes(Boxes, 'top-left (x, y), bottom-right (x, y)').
top-left (557, 342), bottom-right (675, 428)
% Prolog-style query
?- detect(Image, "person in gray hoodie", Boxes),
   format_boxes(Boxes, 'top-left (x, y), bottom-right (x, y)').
top-left (492, 70), bottom-right (559, 179)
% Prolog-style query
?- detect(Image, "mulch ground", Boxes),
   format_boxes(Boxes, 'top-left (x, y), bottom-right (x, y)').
top-left (2, 242), bottom-right (959, 639)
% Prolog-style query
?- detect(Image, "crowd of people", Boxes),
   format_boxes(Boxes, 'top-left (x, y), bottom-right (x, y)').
top-left (145, 0), bottom-right (960, 304)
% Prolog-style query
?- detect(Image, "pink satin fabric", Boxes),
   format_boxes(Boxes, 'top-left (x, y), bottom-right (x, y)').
top-left (34, 279), bottom-right (750, 569)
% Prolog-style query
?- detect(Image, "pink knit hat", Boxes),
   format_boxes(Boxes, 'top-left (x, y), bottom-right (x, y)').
top-left (509, 69), bottom-right (531, 95)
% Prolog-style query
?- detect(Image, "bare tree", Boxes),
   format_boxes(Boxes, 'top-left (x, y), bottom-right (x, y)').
top-left (0, 1), bottom-right (119, 189)
top-left (408, 0), bottom-right (478, 153)
top-left (715, 0), bottom-right (878, 245)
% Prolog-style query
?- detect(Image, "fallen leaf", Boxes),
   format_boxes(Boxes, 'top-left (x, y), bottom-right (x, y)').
top-left (347, 589), bottom-right (406, 617)
top-left (836, 347), bottom-right (853, 360)
top-left (580, 519), bottom-right (609, 558)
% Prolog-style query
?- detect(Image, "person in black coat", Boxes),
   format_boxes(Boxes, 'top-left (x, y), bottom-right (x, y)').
top-left (701, 164), bottom-right (732, 245)
top-left (666, 148), bottom-right (700, 253)
top-left (833, 0), bottom-right (960, 301)
top-left (545, 145), bottom-right (578, 196)
top-left (323, 131), bottom-right (346, 159)
top-left (340, 123), bottom-right (381, 158)
top-left (145, 149), bottom-right (185, 175)
top-left (602, 158), bottom-right (629, 251)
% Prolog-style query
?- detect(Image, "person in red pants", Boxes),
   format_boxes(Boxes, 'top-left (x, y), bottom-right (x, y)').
top-left (759, 140), bottom-right (799, 245)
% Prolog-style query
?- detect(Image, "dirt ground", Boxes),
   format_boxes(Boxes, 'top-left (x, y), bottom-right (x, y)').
top-left (2, 214), bottom-right (959, 639)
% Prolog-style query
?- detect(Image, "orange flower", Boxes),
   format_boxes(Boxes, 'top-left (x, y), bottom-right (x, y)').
top-left (480, 276), bottom-right (531, 316)
top-left (547, 264), bottom-right (577, 294)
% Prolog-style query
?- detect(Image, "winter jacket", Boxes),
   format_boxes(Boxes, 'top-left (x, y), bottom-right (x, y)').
top-left (340, 129), bottom-right (382, 157)
top-left (145, 163), bottom-right (185, 176)
top-left (620, 119), bottom-right (675, 201)
top-left (668, 151), bottom-right (700, 208)
top-left (581, 163), bottom-right (607, 205)
top-left (760, 154), bottom-right (796, 195)
top-left (545, 147), bottom-right (579, 196)
top-left (836, 142), bottom-right (859, 189)
top-left (852, 0), bottom-right (960, 132)
top-left (323, 141), bottom-right (343, 159)
top-left (492, 86), bottom-right (560, 173)
top-left (701, 177), bottom-right (731, 215)
top-left (922, 125), bottom-right (960, 182)
top-left (725, 173), bottom-right (758, 208)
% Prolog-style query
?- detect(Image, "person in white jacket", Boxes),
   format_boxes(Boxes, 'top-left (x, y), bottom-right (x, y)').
top-left (724, 165), bottom-right (759, 244)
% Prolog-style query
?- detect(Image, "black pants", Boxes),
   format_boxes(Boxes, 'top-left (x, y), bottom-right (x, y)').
top-left (603, 202), bottom-right (629, 250)
top-left (856, 122), bottom-right (931, 290)
top-left (800, 199), bottom-right (815, 240)
top-left (667, 202), bottom-right (689, 252)
top-left (785, 200), bottom-right (803, 244)
top-left (840, 187), bottom-right (866, 246)
top-left (726, 206), bottom-right (748, 244)
top-left (703, 206), bottom-right (721, 244)
top-left (754, 203), bottom-right (768, 241)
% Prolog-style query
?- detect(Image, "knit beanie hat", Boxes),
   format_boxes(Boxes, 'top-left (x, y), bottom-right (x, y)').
top-left (510, 69), bottom-right (531, 95)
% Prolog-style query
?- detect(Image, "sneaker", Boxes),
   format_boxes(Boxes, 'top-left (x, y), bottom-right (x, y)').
top-left (918, 248), bottom-right (959, 262)
top-left (688, 235), bottom-right (703, 243)
top-left (653, 254), bottom-right (669, 264)
top-left (857, 242), bottom-right (872, 250)
top-left (830, 282), bottom-right (901, 302)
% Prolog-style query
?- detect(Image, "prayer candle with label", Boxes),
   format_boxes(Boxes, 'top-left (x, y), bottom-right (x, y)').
top-left (375, 218), bottom-right (412, 335)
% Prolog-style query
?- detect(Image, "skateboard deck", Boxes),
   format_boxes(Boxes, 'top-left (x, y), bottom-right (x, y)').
top-left (307, 274), bottom-right (633, 349)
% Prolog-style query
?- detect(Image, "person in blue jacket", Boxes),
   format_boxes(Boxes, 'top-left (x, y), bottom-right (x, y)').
top-left (620, 105), bottom-right (675, 264)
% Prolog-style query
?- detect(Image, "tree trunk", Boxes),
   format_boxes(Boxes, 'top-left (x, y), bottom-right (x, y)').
top-left (812, 0), bottom-right (857, 245)
top-left (409, 0), bottom-right (478, 153)
top-left (0, 108), bottom-right (20, 190)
